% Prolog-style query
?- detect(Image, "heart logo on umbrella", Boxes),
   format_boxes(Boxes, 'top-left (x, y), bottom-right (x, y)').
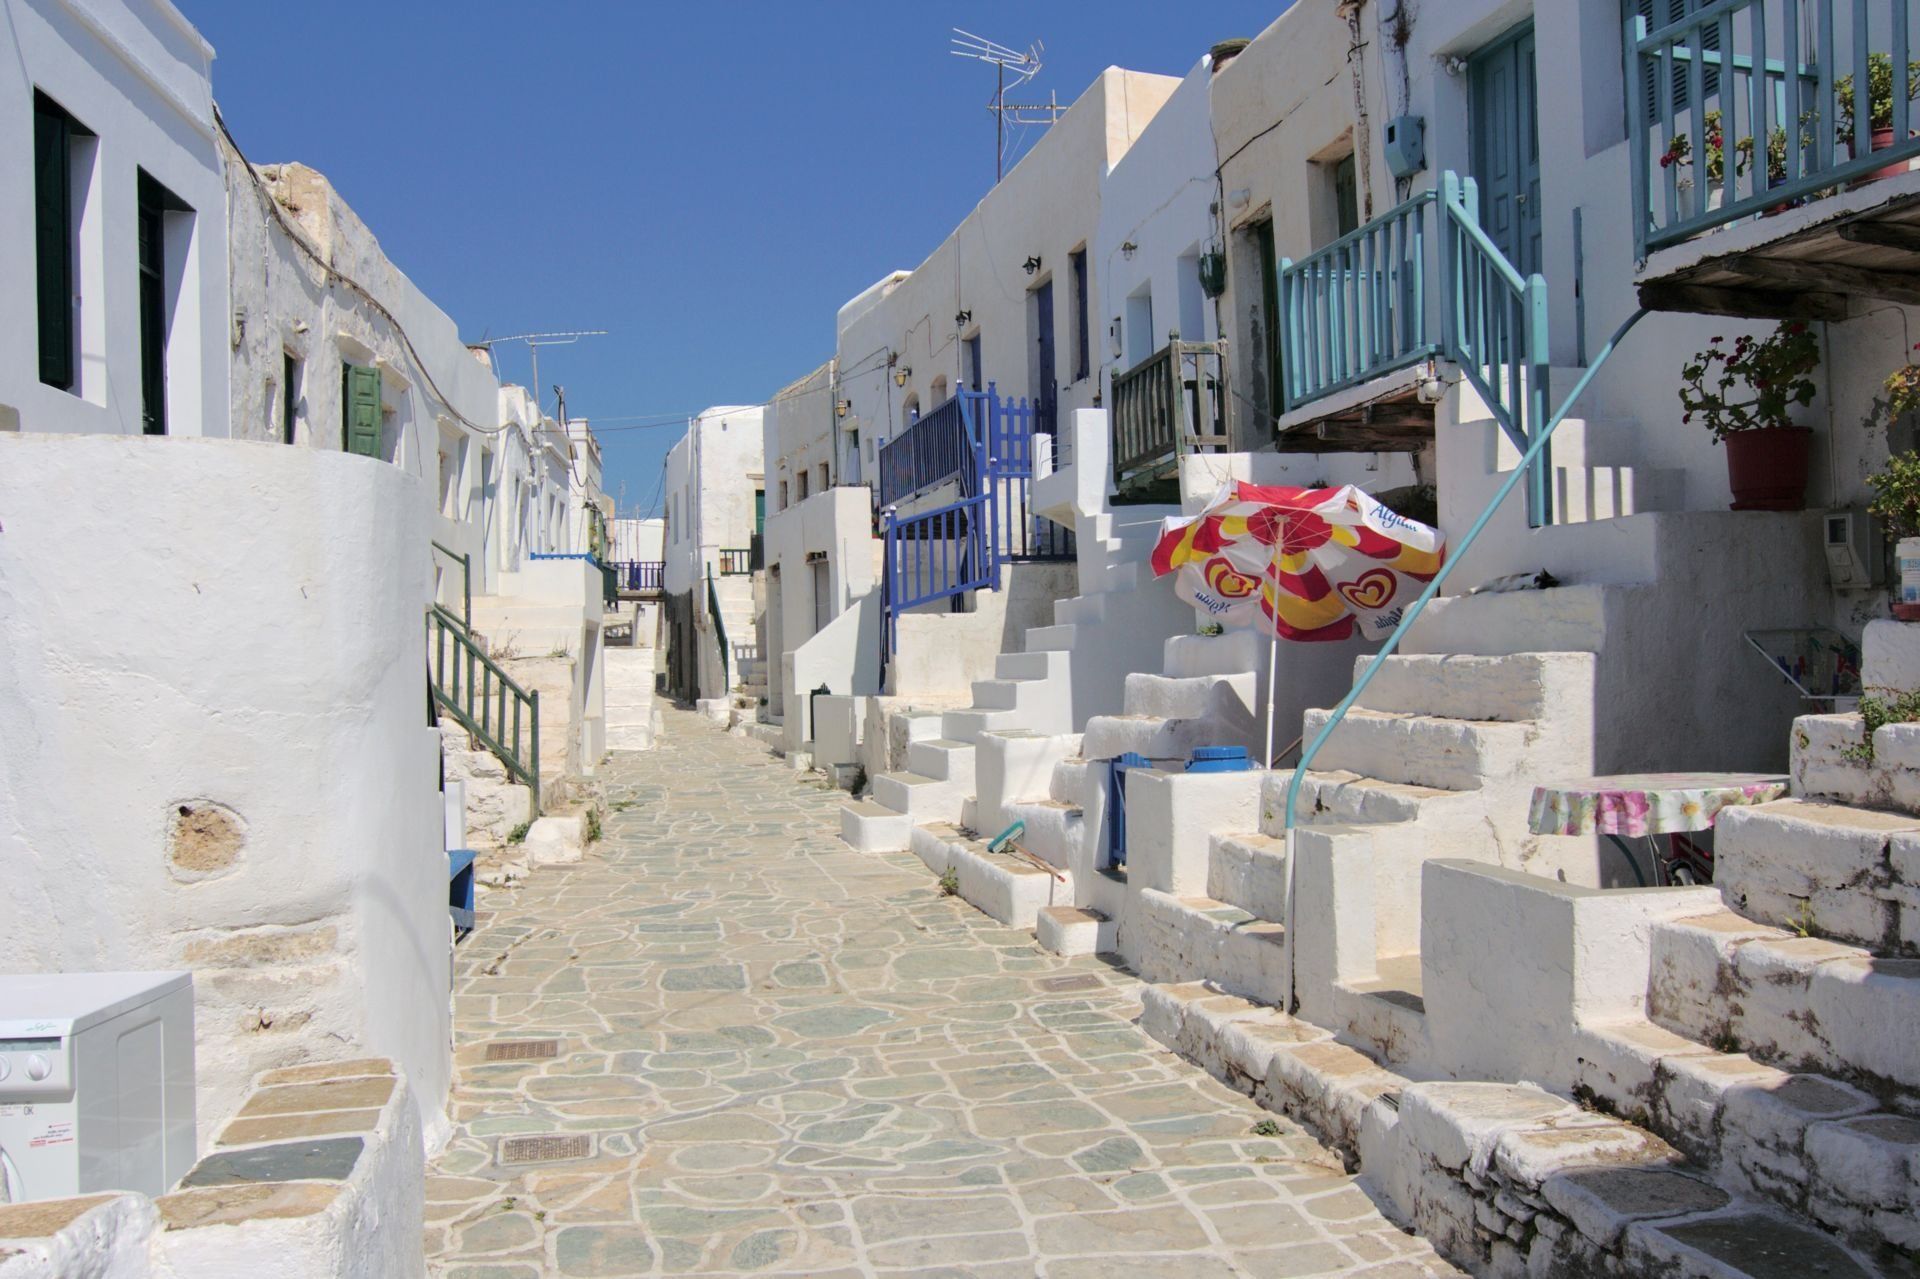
top-left (1338, 568), bottom-right (1398, 611)
top-left (1206, 558), bottom-right (1260, 599)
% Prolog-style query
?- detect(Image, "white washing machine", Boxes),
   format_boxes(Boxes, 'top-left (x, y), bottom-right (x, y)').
top-left (0, 972), bottom-right (196, 1203)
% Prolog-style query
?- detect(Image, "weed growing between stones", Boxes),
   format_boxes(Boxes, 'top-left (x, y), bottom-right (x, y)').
top-left (585, 807), bottom-right (603, 843)
top-left (939, 868), bottom-right (960, 896)
top-left (507, 820), bottom-right (531, 845)
top-left (1250, 1118), bottom-right (1283, 1137)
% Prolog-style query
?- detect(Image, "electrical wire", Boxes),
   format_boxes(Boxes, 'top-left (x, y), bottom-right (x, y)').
top-left (215, 103), bottom-right (520, 440)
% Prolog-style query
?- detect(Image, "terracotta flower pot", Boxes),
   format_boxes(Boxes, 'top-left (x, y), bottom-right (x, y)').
top-left (1850, 126), bottom-right (1913, 188)
top-left (1725, 425), bottom-right (1812, 511)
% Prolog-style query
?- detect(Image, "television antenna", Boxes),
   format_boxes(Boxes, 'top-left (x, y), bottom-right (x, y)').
top-left (950, 29), bottom-right (1062, 182)
top-left (479, 330), bottom-right (607, 415)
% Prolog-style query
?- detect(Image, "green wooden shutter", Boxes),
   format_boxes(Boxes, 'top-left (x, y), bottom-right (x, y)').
top-left (342, 363), bottom-right (382, 457)
top-left (34, 94), bottom-right (73, 390)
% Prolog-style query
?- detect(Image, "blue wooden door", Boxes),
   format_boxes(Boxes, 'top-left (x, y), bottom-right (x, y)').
top-left (1032, 280), bottom-right (1057, 428)
top-left (1470, 23), bottom-right (1542, 278)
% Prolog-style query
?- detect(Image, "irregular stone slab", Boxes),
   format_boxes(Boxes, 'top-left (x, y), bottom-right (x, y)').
top-left (180, 1136), bottom-right (365, 1187)
top-left (1628, 1210), bottom-right (1879, 1279)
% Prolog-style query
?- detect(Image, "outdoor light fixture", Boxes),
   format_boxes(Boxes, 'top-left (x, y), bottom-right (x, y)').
top-left (836, 400), bottom-right (850, 418)
top-left (1023, 254), bottom-right (1042, 275)
top-left (1120, 241), bottom-right (1138, 260)
top-left (894, 366), bottom-right (912, 387)
top-left (954, 309), bottom-right (973, 328)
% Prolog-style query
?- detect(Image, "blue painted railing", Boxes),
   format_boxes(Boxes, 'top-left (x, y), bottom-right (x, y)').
top-left (1279, 190), bottom-right (1440, 412)
top-left (878, 392), bottom-right (980, 508)
top-left (985, 387), bottom-right (1075, 563)
top-left (1439, 173), bottom-right (1552, 528)
top-left (881, 493), bottom-right (995, 658)
top-left (1629, 0), bottom-right (1919, 258)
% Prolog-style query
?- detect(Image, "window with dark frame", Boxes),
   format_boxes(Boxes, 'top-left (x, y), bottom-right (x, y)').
top-left (1252, 217), bottom-right (1282, 426)
top-left (1070, 248), bottom-right (1090, 382)
top-left (281, 352), bottom-right (299, 443)
top-left (35, 91), bottom-right (90, 391)
top-left (136, 170), bottom-right (188, 435)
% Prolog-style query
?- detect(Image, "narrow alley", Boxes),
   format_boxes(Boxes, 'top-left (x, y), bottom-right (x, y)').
top-left (424, 707), bottom-right (1459, 1278)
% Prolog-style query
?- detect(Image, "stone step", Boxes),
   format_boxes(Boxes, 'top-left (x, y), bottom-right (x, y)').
top-left (1648, 908), bottom-right (1920, 1096)
top-left (1001, 798), bottom-right (1083, 871)
top-left (969, 678), bottom-right (1028, 711)
top-left (1298, 706), bottom-right (1536, 792)
top-left (1207, 833), bottom-right (1290, 922)
top-left (871, 770), bottom-right (964, 823)
top-left (1025, 623), bottom-right (1077, 652)
top-left (1278, 769), bottom-right (1459, 828)
top-left (1714, 799), bottom-right (1920, 957)
top-left (1147, 984), bottom-right (1889, 1279)
top-left (910, 824), bottom-right (1072, 929)
top-left (1128, 888), bottom-right (1288, 1006)
top-left (1121, 671), bottom-right (1256, 723)
top-left (839, 800), bottom-right (911, 853)
top-left (906, 738), bottom-right (976, 789)
top-left (1791, 712), bottom-right (1920, 818)
top-left (996, 649), bottom-right (1064, 681)
top-left (1035, 905), bottom-right (1114, 957)
top-left (1552, 465), bottom-right (1685, 523)
top-left (1164, 630), bottom-right (1265, 679)
top-left (1573, 1017), bottom-right (1908, 1263)
top-left (941, 706), bottom-right (1023, 744)
top-left (1349, 652), bottom-right (1592, 724)
top-left (1081, 713), bottom-right (1216, 764)
top-left (1487, 414), bottom-right (1639, 471)
top-left (1054, 593), bottom-right (1105, 626)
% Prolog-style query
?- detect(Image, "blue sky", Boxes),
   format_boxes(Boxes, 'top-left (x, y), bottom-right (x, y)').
top-left (188, 2), bottom-right (1290, 514)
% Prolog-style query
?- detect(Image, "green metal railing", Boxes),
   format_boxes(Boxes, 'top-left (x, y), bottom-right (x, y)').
top-left (428, 607), bottom-right (540, 813)
top-left (1110, 332), bottom-right (1228, 493)
top-left (706, 565), bottom-right (730, 691)
top-left (430, 540), bottom-right (471, 632)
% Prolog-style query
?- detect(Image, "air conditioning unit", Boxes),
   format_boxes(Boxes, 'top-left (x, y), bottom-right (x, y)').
top-left (0, 972), bottom-right (196, 1203)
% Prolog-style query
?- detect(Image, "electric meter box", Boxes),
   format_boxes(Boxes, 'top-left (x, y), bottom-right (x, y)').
top-left (1384, 115), bottom-right (1426, 179)
top-left (0, 972), bottom-right (196, 1203)
top-left (1824, 508), bottom-right (1885, 590)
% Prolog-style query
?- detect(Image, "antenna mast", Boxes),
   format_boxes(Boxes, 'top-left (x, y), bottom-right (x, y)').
top-left (479, 330), bottom-right (608, 416)
top-left (949, 29), bottom-right (1060, 183)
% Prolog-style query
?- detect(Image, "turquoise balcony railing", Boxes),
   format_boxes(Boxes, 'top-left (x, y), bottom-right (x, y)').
top-left (1279, 174), bottom-right (1551, 526)
top-left (1629, 0), bottom-right (1919, 259)
top-left (1279, 190), bottom-right (1440, 412)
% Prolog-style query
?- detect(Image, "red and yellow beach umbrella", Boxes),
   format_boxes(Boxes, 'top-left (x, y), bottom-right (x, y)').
top-left (1151, 483), bottom-right (1445, 643)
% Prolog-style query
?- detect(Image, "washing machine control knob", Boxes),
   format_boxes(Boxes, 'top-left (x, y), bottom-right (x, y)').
top-left (24, 1055), bottom-right (49, 1082)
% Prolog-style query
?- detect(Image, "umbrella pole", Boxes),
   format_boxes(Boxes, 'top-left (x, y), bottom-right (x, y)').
top-left (1263, 538), bottom-right (1281, 769)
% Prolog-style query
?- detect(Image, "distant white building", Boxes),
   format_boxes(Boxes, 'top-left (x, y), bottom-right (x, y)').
top-left (662, 405), bottom-right (764, 705)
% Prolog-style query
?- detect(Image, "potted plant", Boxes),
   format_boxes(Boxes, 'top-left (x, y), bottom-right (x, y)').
top-left (1679, 321), bottom-right (1820, 511)
top-left (1838, 54), bottom-right (1920, 182)
top-left (1660, 110), bottom-right (1734, 218)
top-left (1858, 441), bottom-right (1920, 618)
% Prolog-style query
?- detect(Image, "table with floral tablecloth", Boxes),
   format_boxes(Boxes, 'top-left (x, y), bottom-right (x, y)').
top-left (1527, 773), bottom-right (1789, 886)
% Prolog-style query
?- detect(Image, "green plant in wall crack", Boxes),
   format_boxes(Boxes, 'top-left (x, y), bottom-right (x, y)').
top-left (1840, 685), bottom-right (1920, 763)
top-left (1867, 449), bottom-right (1920, 540)
top-left (938, 868), bottom-right (960, 896)
top-left (585, 807), bottom-right (603, 843)
top-left (506, 820), bottom-right (531, 845)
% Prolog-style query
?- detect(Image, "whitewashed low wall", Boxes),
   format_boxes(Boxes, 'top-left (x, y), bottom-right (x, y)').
top-left (0, 435), bottom-right (450, 1150)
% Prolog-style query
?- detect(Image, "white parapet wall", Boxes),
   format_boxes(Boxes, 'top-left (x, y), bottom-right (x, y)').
top-left (889, 562), bottom-right (1076, 698)
top-left (0, 435), bottom-right (451, 1151)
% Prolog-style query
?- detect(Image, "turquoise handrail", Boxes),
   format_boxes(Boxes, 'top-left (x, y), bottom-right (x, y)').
top-left (1278, 308), bottom-right (1651, 1013)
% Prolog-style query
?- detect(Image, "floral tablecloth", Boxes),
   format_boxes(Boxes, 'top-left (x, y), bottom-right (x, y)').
top-left (1527, 773), bottom-right (1789, 838)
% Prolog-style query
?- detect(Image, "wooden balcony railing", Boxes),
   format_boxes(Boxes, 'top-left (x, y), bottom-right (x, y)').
top-left (1110, 332), bottom-right (1228, 493)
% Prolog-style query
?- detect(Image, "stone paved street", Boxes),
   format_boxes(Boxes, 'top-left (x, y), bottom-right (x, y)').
top-left (426, 705), bottom-right (1461, 1278)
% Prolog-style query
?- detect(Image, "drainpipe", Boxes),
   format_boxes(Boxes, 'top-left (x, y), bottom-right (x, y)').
top-left (1338, 0), bottom-right (1376, 221)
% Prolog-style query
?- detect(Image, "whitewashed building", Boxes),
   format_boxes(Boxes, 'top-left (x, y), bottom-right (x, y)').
top-left (661, 404), bottom-right (765, 708)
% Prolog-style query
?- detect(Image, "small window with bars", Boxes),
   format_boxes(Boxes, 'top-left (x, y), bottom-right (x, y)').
top-left (1633, 0), bottom-right (1722, 122)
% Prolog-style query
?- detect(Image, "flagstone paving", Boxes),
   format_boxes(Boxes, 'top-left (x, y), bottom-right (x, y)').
top-left (426, 703), bottom-right (1461, 1278)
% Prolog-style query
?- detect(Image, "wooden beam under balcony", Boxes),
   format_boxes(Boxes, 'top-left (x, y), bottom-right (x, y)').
top-left (1637, 179), bottom-right (1920, 323)
top-left (1275, 392), bottom-right (1433, 454)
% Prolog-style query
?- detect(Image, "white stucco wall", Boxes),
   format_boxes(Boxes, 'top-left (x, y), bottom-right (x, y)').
top-left (0, 435), bottom-right (451, 1151)
top-left (764, 485), bottom-right (881, 739)
top-left (835, 68), bottom-right (1180, 479)
top-left (0, 0), bottom-right (229, 439)
top-left (663, 405), bottom-right (764, 594)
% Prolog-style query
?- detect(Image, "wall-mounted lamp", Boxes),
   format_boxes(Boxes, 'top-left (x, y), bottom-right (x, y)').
top-left (1442, 55), bottom-right (1468, 77)
top-left (1227, 187), bottom-right (1251, 210)
top-left (1109, 318), bottom-right (1123, 360)
top-left (836, 400), bottom-right (850, 418)
top-left (1120, 241), bottom-right (1138, 260)
top-left (954, 309), bottom-right (973, 328)
top-left (1022, 254), bottom-right (1042, 275)
top-left (893, 365), bottom-right (912, 387)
